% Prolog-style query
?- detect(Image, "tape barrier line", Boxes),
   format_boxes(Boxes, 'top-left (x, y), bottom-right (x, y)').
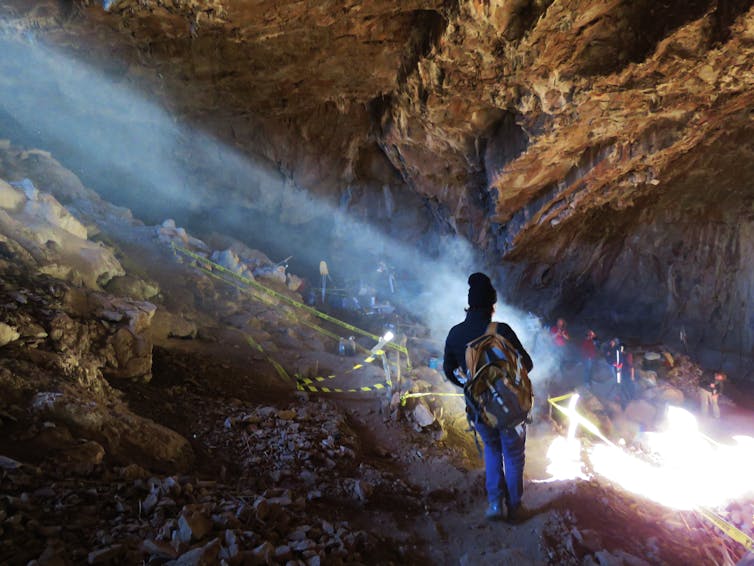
top-left (196, 258), bottom-right (390, 389)
top-left (243, 335), bottom-right (292, 383)
top-left (548, 392), bottom-right (577, 404)
top-left (399, 391), bottom-right (464, 406)
top-left (697, 507), bottom-right (754, 552)
top-left (173, 244), bottom-right (409, 357)
top-left (297, 375), bottom-right (338, 385)
top-left (548, 393), bottom-right (613, 444)
top-left (296, 380), bottom-right (391, 394)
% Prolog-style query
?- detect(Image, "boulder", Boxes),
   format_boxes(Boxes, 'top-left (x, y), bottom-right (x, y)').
top-left (58, 439), bottom-right (106, 474)
top-left (624, 400), bottom-right (657, 428)
top-left (107, 327), bottom-right (153, 379)
top-left (105, 274), bottom-right (160, 301)
top-left (0, 179), bottom-right (24, 211)
top-left (657, 386), bottom-right (684, 406)
top-left (0, 322), bottom-right (20, 347)
top-left (34, 393), bottom-right (194, 472)
top-left (150, 310), bottom-right (198, 340)
top-left (412, 401), bottom-right (435, 428)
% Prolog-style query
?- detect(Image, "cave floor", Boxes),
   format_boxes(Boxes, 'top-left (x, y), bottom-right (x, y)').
top-left (1, 219), bottom-right (751, 565)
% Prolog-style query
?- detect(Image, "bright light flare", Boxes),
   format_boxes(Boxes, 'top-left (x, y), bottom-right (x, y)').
top-left (382, 331), bottom-right (394, 343)
top-left (544, 400), bottom-right (754, 510)
top-left (588, 407), bottom-right (754, 510)
top-left (541, 435), bottom-right (588, 482)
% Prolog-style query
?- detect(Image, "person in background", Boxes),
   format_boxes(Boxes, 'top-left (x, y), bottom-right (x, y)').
top-left (550, 318), bottom-right (570, 375)
top-left (700, 371), bottom-right (727, 419)
top-left (550, 318), bottom-right (570, 348)
top-left (443, 273), bottom-right (533, 523)
top-left (581, 329), bottom-right (598, 387)
top-left (604, 338), bottom-right (633, 408)
top-left (622, 349), bottom-right (636, 407)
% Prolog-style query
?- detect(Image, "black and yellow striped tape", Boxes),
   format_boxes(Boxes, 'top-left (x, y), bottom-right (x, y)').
top-left (296, 379), bottom-right (391, 394)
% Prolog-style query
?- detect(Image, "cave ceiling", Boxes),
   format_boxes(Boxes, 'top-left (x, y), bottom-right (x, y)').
top-left (1, 1), bottom-right (753, 250)
top-left (3, 1), bottom-right (754, 358)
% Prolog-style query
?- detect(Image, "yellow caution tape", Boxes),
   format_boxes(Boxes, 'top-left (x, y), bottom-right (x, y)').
top-left (399, 391), bottom-right (464, 406)
top-left (697, 507), bottom-right (754, 551)
top-left (173, 244), bottom-right (410, 359)
top-left (547, 392), bottom-right (577, 404)
top-left (244, 335), bottom-right (291, 383)
top-left (296, 380), bottom-right (391, 394)
top-left (296, 375), bottom-right (338, 385)
top-left (548, 392), bottom-right (613, 444)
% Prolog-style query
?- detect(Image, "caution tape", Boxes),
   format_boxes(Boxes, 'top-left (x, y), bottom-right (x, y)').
top-left (296, 374), bottom-right (338, 385)
top-left (399, 391), bottom-right (464, 406)
top-left (244, 335), bottom-right (292, 383)
top-left (547, 392), bottom-right (613, 445)
top-left (173, 244), bottom-right (410, 360)
top-left (547, 391), bottom-right (578, 404)
top-left (697, 507), bottom-right (754, 551)
top-left (295, 378), bottom-right (391, 395)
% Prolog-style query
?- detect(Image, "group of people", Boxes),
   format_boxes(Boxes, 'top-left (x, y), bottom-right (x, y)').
top-left (549, 318), bottom-right (636, 407)
top-left (550, 318), bottom-right (727, 417)
top-left (442, 273), bottom-right (729, 525)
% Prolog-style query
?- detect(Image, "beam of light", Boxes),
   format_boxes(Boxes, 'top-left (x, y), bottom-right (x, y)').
top-left (566, 393), bottom-right (580, 441)
top-left (0, 28), bottom-right (567, 393)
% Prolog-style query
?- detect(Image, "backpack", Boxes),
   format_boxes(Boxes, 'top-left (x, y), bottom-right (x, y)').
top-left (464, 323), bottom-right (533, 430)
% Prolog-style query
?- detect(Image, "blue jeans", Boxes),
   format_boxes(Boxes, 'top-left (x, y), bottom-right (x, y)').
top-left (475, 421), bottom-right (526, 510)
top-left (583, 358), bottom-right (594, 385)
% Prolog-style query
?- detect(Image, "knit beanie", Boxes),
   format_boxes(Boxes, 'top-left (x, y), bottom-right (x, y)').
top-left (467, 272), bottom-right (497, 309)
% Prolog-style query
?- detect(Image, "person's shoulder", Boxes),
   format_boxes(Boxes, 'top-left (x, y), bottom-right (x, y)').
top-left (493, 321), bottom-right (517, 336)
top-left (445, 320), bottom-right (465, 339)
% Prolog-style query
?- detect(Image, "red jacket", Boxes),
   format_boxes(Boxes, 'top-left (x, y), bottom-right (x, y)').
top-left (581, 338), bottom-right (598, 359)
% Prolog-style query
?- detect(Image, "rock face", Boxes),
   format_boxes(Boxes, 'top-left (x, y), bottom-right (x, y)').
top-left (3, 2), bottom-right (754, 372)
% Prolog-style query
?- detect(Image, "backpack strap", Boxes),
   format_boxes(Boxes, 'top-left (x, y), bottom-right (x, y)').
top-left (465, 322), bottom-right (501, 379)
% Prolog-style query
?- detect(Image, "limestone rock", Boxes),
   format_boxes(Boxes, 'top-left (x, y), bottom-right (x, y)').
top-left (178, 506), bottom-right (213, 543)
top-left (412, 401), bottom-right (435, 428)
top-left (105, 274), bottom-right (160, 301)
top-left (0, 322), bottom-right (20, 347)
top-left (150, 310), bottom-right (198, 340)
top-left (36, 393), bottom-right (194, 472)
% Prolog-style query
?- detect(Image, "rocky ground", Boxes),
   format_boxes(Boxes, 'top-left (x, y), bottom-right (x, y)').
top-left (1, 145), bottom-right (753, 565)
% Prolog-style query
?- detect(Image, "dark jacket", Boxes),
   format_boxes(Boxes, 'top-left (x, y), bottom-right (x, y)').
top-left (702, 376), bottom-right (725, 396)
top-left (443, 309), bottom-right (533, 387)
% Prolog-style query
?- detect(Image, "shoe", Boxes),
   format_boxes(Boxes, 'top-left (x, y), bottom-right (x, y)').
top-left (506, 505), bottom-right (531, 524)
top-left (485, 501), bottom-right (504, 521)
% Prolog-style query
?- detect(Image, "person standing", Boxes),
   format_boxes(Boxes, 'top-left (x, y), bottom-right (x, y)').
top-left (550, 318), bottom-right (570, 373)
top-left (603, 338), bottom-right (636, 408)
top-left (443, 273), bottom-right (533, 523)
top-left (700, 372), bottom-right (727, 419)
top-left (581, 329), bottom-right (598, 387)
